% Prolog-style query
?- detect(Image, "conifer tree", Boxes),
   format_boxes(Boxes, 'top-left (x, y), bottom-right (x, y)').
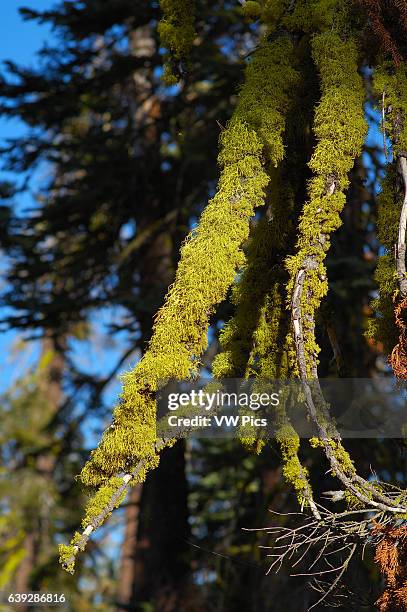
top-left (2, 0), bottom-right (407, 609)
top-left (53, 2), bottom-right (407, 608)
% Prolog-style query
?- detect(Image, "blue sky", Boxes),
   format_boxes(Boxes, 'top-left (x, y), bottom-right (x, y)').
top-left (0, 1), bottom-right (54, 393)
top-left (1, 1), bottom-right (53, 136)
top-left (1, 1), bottom-right (52, 62)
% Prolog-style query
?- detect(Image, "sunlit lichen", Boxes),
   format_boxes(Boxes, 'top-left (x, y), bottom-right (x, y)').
top-left (374, 64), bottom-right (407, 155)
top-left (58, 37), bottom-right (305, 573)
top-left (158, 0), bottom-right (196, 83)
top-left (80, 38), bottom-right (299, 489)
top-left (286, 32), bottom-right (367, 376)
top-left (276, 423), bottom-right (311, 506)
top-left (368, 66), bottom-right (407, 352)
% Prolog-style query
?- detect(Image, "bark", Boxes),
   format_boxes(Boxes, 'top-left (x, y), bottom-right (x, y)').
top-left (132, 442), bottom-right (190, 611)
top-left (396, 155), bottom-right (407, 298)
top-left (116, 485), bottom-right (143, 608)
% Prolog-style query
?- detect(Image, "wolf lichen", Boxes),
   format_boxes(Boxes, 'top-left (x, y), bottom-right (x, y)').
top-left (281, 0), bottom-right (352, 33)
top-left (367, 167), bottom-right (400, 352)
top-left (158, 0), bottom-right (196, 83)
top-left (212, 224), bottom-right (288, 380)
top-left (286, 32), bottom-right (367, 377)
top-left (373, 64), bottom-right (407, 155)
top-left (241, 1), bottom-right (291, 29)
top-left (241, 1), bottom-right (262, 20)
top-left (281, 32), bottom-right (367, 500)
top-left (60, 37), bottom-right (303, 572)
top-left (80, 37), bottom-right (299, 488)
top-left (276, 423), bottom-right (313, 507)
top-left (58, 476), bottom-right (130, 574)
top-left (368, 66), bottom-right (407, 354)
top-left (81, 476), bottom-right (130, 530)
top-left (212, 166), bottom-right (296, 380)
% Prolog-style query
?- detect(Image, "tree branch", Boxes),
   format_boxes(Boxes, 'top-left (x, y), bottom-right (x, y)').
top-left (396, 155), bottom-right (407, 298)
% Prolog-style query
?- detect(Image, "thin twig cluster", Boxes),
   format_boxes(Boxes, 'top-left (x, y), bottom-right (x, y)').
top-left (255, 507), bottom-right (404, 610)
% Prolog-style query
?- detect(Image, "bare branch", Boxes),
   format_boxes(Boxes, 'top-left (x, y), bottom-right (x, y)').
top-left (308, 544), bottom-right (357, 611)
top-left (396, 155), bottom-right (407, 298)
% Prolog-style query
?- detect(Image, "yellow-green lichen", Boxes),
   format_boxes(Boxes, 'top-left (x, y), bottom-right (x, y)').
top-left (343, 490), bottom-right (365, 509)
top-left (58, 531), bottom-right (91, 574)
top-left (281, 0), bottom-right (352, 34)
top-left (241, 1), bottom-right (262, 20)
top-left (80, 39), bottom-right (299, 489)
top-left (374, 64), bottom-right (407, 155)
top-left (285, 32), bottom-right (367, 377)
top-left (59, 38), bottom-right (303, 573)
top-left (82, 40), bottom-right (302, 486)
top-left (240, 436), bottom-right (266, 454)
top-left (213, 166), bottom-right (296, 381)
top-left (58, 545), bottom-right (76, 575)
top-left (158, 0), bottom-right (195, 83)
top-left (309, 436), bottom-right (323, 449)
top-left (281, 31), bottom-right (366, 496)
top-left (276, 424), bottom-right (311, 506)
top-left (367, 65), bottom-right (407, 351)
top-left (81, 476), bottom-right (128, 530)
top-left (327, 439), bottom-right (356, 474)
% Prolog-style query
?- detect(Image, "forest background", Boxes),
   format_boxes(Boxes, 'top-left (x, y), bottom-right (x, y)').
top-left (0, 1), bottom-right (405, 611)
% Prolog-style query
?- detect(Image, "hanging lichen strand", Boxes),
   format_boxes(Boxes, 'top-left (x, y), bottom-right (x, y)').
top-left (286, 32), bottom-right (368, 378)
top-left (211, 167), bottom-right (296, 380)
top-left (369, 65), bottom-right (407, 377)
top-left (281, 32), bottom-right (388, 510)
top-left (211, 33), bottom-right (316, 383)
top-left (213, 219), bottom-right (318, 512)
top-left (281, 31), bottom-right (407, 514)
top-left (212, 119), bottom-right (318, 511)
top-left (59, 38), bottom-right (299, 573)
top-left (158, 0), bottom-right (195, 83)
top-left (367, 166), bottom-right (400, 354)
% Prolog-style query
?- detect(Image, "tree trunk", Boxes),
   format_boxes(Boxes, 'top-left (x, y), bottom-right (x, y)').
top-left (14, 532), bottom-right (36, 599)
top-left (116, 485), bottom-right (143, 608)
top-left (131, 442), bottom-right (190, 611)
top-left (115, 17), bottom-right (190, 609)
top-left (13, 335), bottom-right (64, 608)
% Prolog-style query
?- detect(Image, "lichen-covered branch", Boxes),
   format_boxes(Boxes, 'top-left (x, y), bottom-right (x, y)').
top-left (371, 65), bottom-right (407, 377)
top-left (212, 214), bottom-right (319, 515)
top-left (286, 32), bottom-right (368, 377)
top-left (60, 37), bottom-right (300, 572)
top-left (389, 154), bottom-right (407, 376)
top-left (367, 166), bottom-right (400, 353)
top-left (158, 0), bottom-right (196, 83)
top-left (59, 438), bottom-right (167, 573)
top-left (287, 32), bottom-right (407, 514)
